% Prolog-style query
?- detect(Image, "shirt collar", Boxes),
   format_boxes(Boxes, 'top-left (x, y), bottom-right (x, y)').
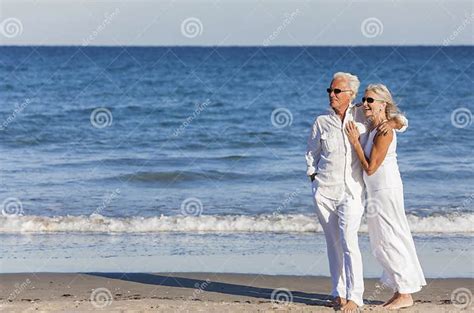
top-left (329, 102), bottom-right (355, 116)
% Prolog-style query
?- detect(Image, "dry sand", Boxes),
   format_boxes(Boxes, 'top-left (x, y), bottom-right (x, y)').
top-left (0, 272), bottom-right (472, 312)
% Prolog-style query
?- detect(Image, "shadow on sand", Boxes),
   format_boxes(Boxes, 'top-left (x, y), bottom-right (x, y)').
top-left (86, 272), bottom-right (340, 307)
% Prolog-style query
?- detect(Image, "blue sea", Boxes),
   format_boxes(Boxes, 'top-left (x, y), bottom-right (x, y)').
top-left (0, 46), bottom-right (473, 276)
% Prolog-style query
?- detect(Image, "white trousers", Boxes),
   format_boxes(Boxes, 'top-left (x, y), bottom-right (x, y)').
top-left (367, 188), bottom-right (426, 293)
top-left (312, 184), bottom-right (365, 306)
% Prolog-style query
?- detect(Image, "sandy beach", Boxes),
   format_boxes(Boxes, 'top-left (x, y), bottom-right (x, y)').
top-left (0, 272), bottom-right (472, 312)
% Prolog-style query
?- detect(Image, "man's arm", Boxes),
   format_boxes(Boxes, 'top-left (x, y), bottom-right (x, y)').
top-left (379, 113), bottom-right (408, 134)
top-left (305, 119), bottom-right (322, 181)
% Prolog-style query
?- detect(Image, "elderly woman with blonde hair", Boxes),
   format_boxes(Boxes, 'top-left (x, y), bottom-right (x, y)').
top-left (345, 84), bottom-right (426, 310)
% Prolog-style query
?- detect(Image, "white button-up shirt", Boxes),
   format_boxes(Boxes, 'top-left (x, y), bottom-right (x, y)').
top-left (305, 103), bottom-right (407, 201)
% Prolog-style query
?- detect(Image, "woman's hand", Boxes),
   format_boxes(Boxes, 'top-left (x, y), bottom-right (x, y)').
top-left (345, 121), bottom-right (360, 146)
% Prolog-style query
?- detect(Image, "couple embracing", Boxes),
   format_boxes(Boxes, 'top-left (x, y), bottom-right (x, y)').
top-left (306, 72), bottom-right (426, 311)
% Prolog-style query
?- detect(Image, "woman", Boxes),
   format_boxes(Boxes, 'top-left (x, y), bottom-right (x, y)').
top-left (345, 84), bottom-right (426, 310)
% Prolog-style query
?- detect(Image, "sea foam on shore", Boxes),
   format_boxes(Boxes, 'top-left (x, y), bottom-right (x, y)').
top-left (1, 212), bottom-right (472, 234)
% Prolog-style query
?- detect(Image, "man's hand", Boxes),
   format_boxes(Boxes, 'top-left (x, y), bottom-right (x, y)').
top-left (377, 119), bottom-right (396, 135)
top-left (345, 121), bottom-right (360, 146)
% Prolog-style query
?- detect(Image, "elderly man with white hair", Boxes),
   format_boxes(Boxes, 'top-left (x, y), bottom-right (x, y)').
top-left (306, 72), bottom-right (407, 312)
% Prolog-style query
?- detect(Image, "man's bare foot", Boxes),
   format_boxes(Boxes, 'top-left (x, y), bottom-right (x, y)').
top-left (341, 300), bottom-right (359, 312)
top-left (383, 292), bottom-right (399, 307)
top-left (385, 293), bottom-right (414, 310)
top-left (331, 296), bottom-right (347, 309)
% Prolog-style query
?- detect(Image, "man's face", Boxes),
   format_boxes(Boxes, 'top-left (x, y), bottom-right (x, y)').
top-left (328, 77), bottom-right (353, 112)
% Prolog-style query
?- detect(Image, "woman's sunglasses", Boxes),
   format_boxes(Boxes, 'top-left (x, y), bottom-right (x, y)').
top-left (362, 97), bottom-right (385, 104)
top-left (326, 88), bottom-right (352, 95)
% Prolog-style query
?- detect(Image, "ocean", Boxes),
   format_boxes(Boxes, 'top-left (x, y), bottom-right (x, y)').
top-left (0, 46), bottom-right (472, 276)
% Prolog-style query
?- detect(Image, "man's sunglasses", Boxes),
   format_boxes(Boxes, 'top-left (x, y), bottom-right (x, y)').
top-left (362, 97), bottom-right (385, 104)
top-left (326, 88), bottom-right (352, 95)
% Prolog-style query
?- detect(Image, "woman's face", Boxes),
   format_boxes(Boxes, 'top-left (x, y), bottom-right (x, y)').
top-left (362, 90), bottom-right (385, 119)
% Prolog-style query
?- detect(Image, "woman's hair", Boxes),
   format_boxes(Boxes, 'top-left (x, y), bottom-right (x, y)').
top-left (333, 72), bottom-right (360, 100)
top-left (365, 83), bottom-right (401, 119)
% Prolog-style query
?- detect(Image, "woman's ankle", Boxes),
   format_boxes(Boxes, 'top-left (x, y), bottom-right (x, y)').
top-left (398, 293), bottom-right (412, 299)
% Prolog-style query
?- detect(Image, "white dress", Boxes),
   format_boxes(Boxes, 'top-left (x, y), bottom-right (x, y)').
top-left (363, 129), bottom-right (426, 293)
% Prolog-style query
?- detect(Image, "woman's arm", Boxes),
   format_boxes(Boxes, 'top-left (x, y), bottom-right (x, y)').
top-left (345, 121), bottom-right (393, 176)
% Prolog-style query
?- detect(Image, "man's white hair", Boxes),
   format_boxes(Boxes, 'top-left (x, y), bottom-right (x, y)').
top-left (332, 72), bottom-right (360, 100)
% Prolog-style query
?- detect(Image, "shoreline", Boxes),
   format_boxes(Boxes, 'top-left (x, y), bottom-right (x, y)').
top-left (2, 232), bottom-right (472, 277)
top-left (1, 272), bottom-right (472, 312)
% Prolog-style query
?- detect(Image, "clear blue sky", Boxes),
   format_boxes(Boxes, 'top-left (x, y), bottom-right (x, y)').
top-left (0, 0), bottom-right (473, 46)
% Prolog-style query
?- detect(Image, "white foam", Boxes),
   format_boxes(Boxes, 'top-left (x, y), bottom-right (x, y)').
top-left (0, 213), bottom-right (472, 234)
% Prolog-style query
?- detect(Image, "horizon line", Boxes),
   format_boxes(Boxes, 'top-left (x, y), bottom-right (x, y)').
top-left (0, 44), bottom-right (472, 48)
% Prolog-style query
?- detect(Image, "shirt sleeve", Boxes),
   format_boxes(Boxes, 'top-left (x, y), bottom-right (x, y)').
top-left (394, 114), bottom-right (408, 133)
top-left (305, 119), bottom-right (322, 176)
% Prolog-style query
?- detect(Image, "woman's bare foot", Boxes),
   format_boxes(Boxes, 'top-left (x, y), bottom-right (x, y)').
top-left (331, 296), bottom-right (347, 309)
top-left (385, 293), bottom-right (414, 310)
top-left (341, 300), bottom-right (359, 312)
top-left (383, 292), bottom-right (399, 307)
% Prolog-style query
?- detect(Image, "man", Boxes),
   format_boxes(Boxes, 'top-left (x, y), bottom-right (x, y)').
top-left (306, 72), bottom-right (406, 312)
